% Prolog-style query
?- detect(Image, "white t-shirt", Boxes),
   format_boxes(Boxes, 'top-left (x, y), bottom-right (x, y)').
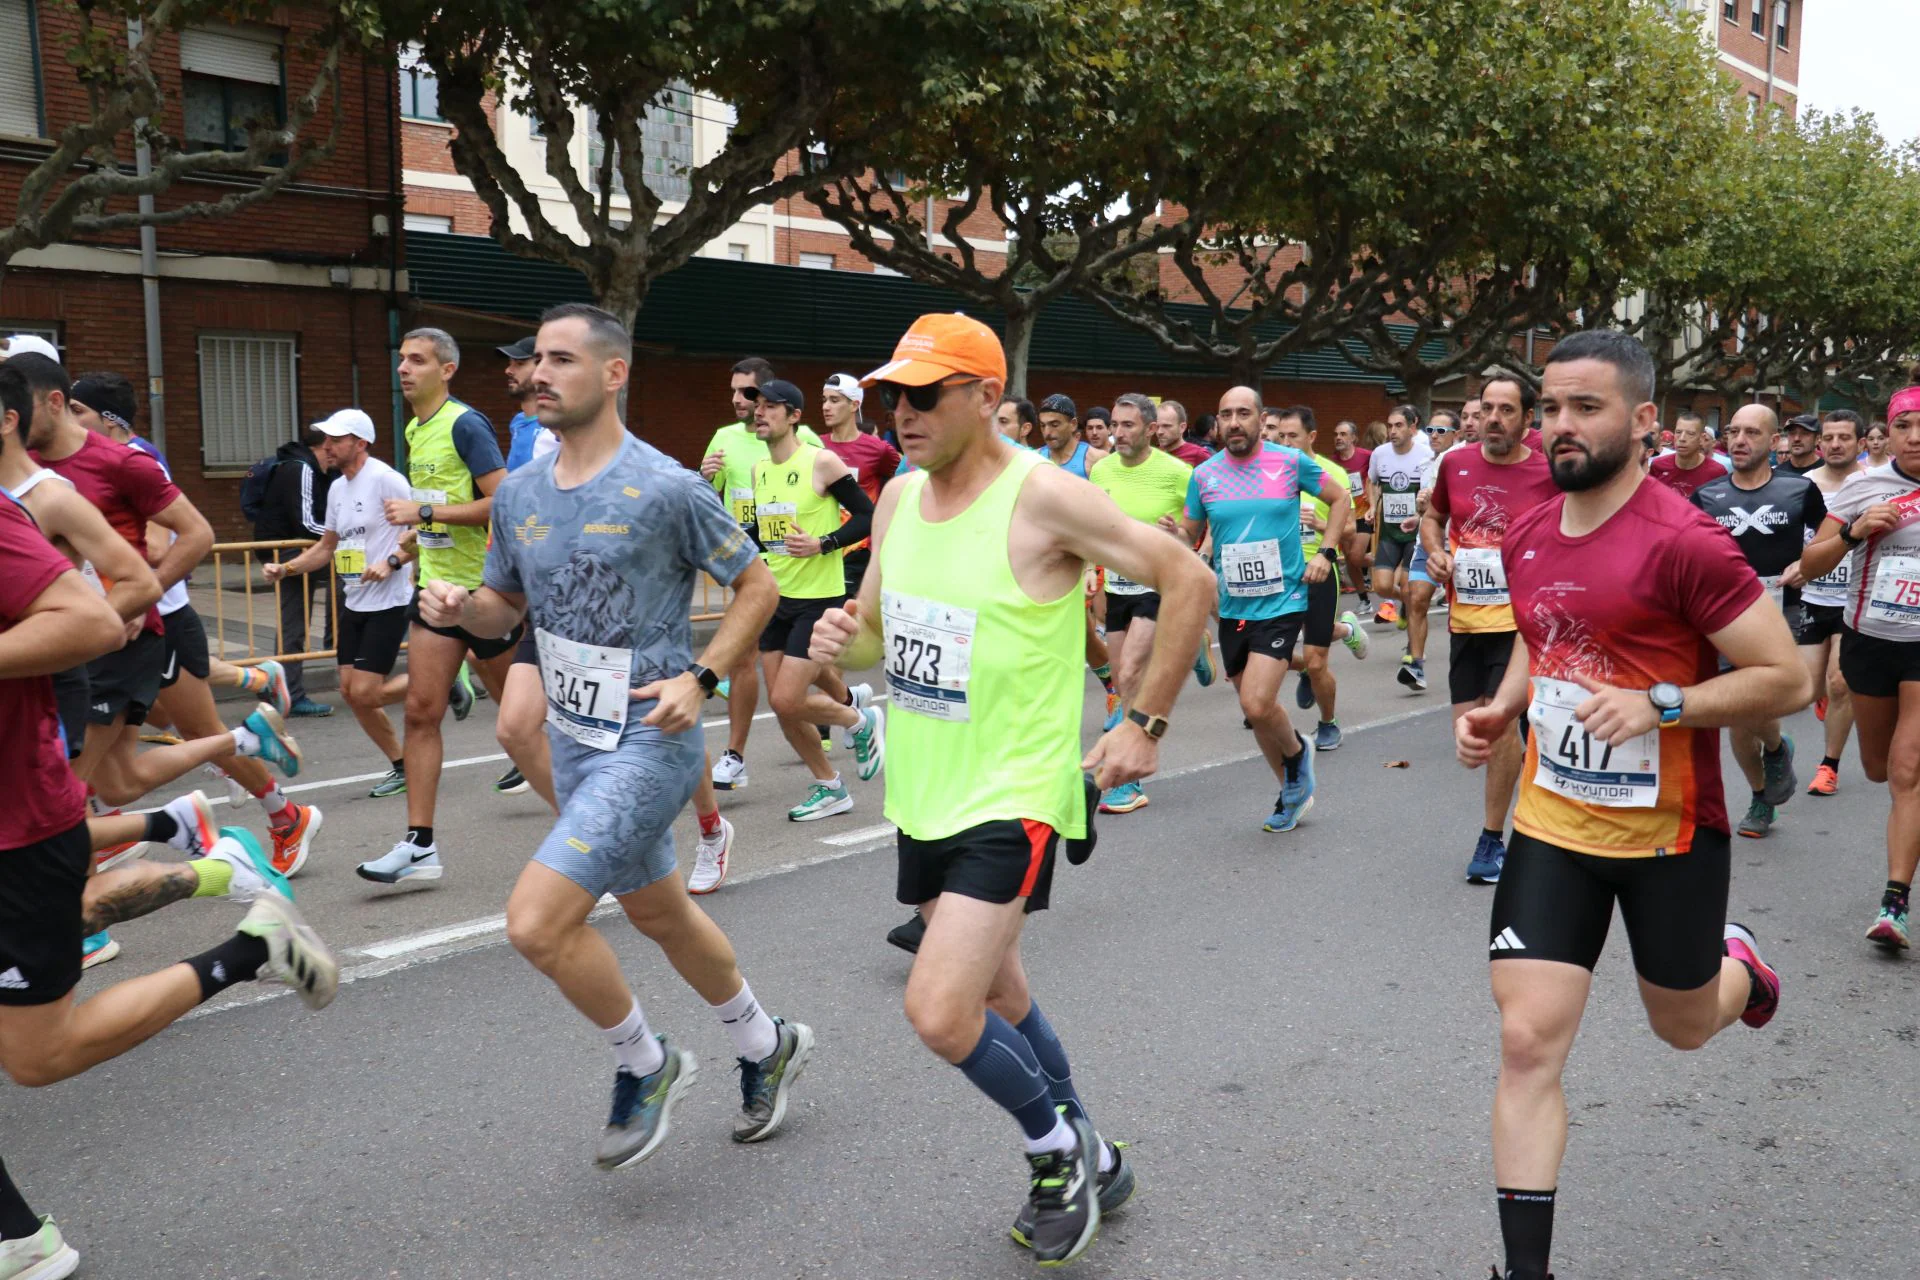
top-left (1825, 462), bottom-right (1920, 642)
top-left (324, 456), bottom-right (414, 612)
top-left (531, 428), bottom-right (560, 462)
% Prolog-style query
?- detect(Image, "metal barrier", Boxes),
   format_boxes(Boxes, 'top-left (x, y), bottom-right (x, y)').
top-left (201, 540), bottom-right (734, 666)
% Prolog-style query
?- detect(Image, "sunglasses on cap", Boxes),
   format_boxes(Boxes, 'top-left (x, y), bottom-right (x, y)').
top-left (874, 376), bottom-right (982, 414)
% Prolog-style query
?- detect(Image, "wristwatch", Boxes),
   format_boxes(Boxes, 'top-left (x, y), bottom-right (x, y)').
top-left (386, 554), bottom-right (404, 571)
top-left (1126, 708), bottom-right (1169, 739)
top-left (1648, 682), bottom-right (1684, 727)
top-left (417, 503), bottom-right (435, 524)
top-left (1838, 521), bottom-right (1865, 547)
top-left (818, 532), bottom-right (839, 554)
top-left (688, 664), bottom-right (721, 696)
top-left (1321, 546), bottom-right (1340, 562)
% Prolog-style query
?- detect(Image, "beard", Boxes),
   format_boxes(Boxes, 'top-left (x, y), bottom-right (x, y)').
top-left (1549, 434), bottom-right (1634, 492)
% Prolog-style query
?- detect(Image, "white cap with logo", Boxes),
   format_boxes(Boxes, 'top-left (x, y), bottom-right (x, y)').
top-left (313, 408), bottom-right (376, 442)
top-left (0, 335), bottom-right (60, 363)
top-left (823, 373), bottom-right (864, 405)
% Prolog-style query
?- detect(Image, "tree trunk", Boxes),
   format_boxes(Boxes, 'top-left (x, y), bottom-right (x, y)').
top-left (1401, 370), bottom-right (1436, 422)
top-left (1003, 303), bottom-right (1038, 401)
top-left (1229, 347), bottom-right (1263, 396)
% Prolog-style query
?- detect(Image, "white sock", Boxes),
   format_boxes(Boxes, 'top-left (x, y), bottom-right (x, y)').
top-left (1022, 1112), bottom-right (1076, 1157)
top-left (1098, 1137), bottom-right (1115, 1173)
top-left (601, 1000), bottom-right (666, 1077)
top-left (711, 981), bottom-right (780, 1063)
top-left (254, 782), bottom-right (289, 818)
top-left (230, 725), bottom-right (261, 756)
top-left (824, 772), bottom-right (844, 791)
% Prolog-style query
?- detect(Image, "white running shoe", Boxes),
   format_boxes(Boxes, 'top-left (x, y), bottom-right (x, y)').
top-left (203, 828), bottom-right (293, 903)
top-left (355, 840), bottom-right (443, 885)
top-left (0, 1214), bottom-right (78, 1280)
top-left (688, 817), bottom-right (734, 895)
top-left (847, 682), bottom-right (874, 712)
top-left (711, 750), bottom-right (748, 791)
top-left (236, 894), bottom-right (339, 1010)
top-left (160, 790), bottom-right (219, 856)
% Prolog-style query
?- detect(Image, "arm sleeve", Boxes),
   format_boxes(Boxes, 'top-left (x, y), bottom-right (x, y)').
top-left (827, 473), bottom-right (874, 547)
top-left (678, 473), bottom-right (760, 587)
top-left (450, 411), bottom-right (507, 478)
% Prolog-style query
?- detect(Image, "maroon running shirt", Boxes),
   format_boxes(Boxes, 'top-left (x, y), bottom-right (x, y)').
top-left (1427, 445), bottom-right (1559, 634)
top-left (32, 430), bottom-right (180, 634)
top-left (1648, 453), bottom-right (1729, 500)
top-left (0, 497), bottom-right (90, 849)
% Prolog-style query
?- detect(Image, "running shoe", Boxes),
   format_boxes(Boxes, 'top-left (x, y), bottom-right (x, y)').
top-left (1314, 720), bottom-right (1343, 753)
top-left (820, 731), bottom-right (832, 754)
top-left (206, 764), bottom-right (250, 807)
top-left (596, 1040), bottom-right (698, 1171)
top-left (160, 790), bottom-right (218, 856)
top-left (1013, 1137), bottom-right (1134, 1248)
top-left (1262, 794), bottom-right (1302, 833)
top-left (688, 817), bottom-right (734, 895)
top-left (1295, 672), bottom-right (1316, 710)
top-left (237, 892), bottom-right (339, 1010)
top-left (494, 765), bottom-right (531, 795)
top-left (886, 911), bottom-right (926, 954)
top-left (205, 826), bottom-right (293, 903)
top-left (288, 695), bottom-right (333, 718)
top-left (711, 749), bottom-right (748, 791)
top-left (714, 678), bottom-right (731, 699)
top-left (1760, 735), bottom-right (1797, 807)
top-left (1397, 657), bottom-right (1427, 692)
top-left (92, 811), bottom-right (148, 871)
top-left (270, 803), bottom-right (321, 877)
top-left (1866, 901), bottom-right (1911, 950)
top-left (1192, 641), bottom-right (1216, 688)
top-left (0, 1214), bottom-right (78, 1280)
top-left (356, 838), bottom-right (442, 884)
top-left (1806, 763), bottom-right (1838, 797)
top-left (1466, 831), bottom-right (1506, 885)
top-left (1104, 688), bottom-right (1121, 722)
top-left (80, 931), bottom-right (119, 970)
top-left (449, 663), bottom-right (475, 722)
top-left (1814, 695), bottom-right (1828, 722)
top-left (1722, 922), bottom-right (1779, 1028)
top-left (787, 781), bottom-right (853, 822)
top-left (1022, 1115), bottom-right (1101, 1266)
top-left (241, 703), bottom-right (303, 777)
top-left (1736, 797), bottom-right (1775, 839)
top-left (1098, 780), bottom-right (1148, 814)
top-left (1396, 609), bottom-right (1409, 632)
top-left (1338, 610), bottom-right (1370, 659)
top-left (848, 706), bottom-right (886, 781)
top-left (1280, 732), bottom-right (1316, 818)
top-left (1374, 601), bottom-right (1399, 626)
top-left (368, 766), bottom-right (407, 798)
top-left (251, 659), bottom-right (293, 717)
top-left (733, 1017), bottom-right (814, 1142)
top-left (847, 682), bottom-right (874, 711)
top-left (1103, 702), bottom-right (1124, 734)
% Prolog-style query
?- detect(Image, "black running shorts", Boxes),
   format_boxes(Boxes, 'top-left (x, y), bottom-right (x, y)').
top-left (1790, 601), bottom-right (1845, 647)
top-left (1219, 613), bottom-right (1305, 678)
top-left (335, 604), bottom-right (410, 676)
top-left (84, 628), bottom-right (166, 727)
top-left (407, 592), bottom-right (524, 661)
top-left (1302, 572), bottom-right (1338, 649)
top-left (1450, 630), bottom-right (1517, 705)
top-left (513, 628), bottom-right (539, 667)
top-left (1103, 590), bottom-right (1161, 632)
top-left (1488, 830), bottom-right (1731, 991)
top-left (51, 666), bottom-right (89, 759)
top-left (1373, 537), bottom-right (1416, 573)
top-left (897, 818), bottom-right (1059, 914)
top-left (0, 820), bottom-right (92, 1007)
top-left (159, 604), bottom-right (211, 689)
top-left (758, 595), bottom-right (846, 658)
top-left (1839, 626), bottom-right (1920, 699)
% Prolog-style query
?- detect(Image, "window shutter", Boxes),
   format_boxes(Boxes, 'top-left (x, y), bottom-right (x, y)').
top-left (0, 0), bottom-right (41, 137)
top-left (198, 334), bottom-right (299, 469)
top-left (179, 24), bottom-right (282, 86)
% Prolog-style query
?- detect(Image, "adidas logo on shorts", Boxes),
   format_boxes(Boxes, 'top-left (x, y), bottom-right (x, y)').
top-left (0, 967), bottom-right (29, 990)
top-left (1489, 927), bottom-right (1526, 952)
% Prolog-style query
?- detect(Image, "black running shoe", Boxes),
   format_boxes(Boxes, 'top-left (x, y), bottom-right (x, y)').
top-left (494, 765), bottom-right (530, 795)
top-left (886, 910), bottom-right (926, 954)
top-left (1023, 1116), bottom-right (1101, 1265)
top-left (1012, 1138), bottom-right (1134, 1247)
top-left (1487, 1269), bottom-right (1554, 1280)
top-left (1065, 775), bottom-right (1099, 865)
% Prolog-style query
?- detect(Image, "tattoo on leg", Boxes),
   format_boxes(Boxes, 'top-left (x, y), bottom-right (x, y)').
top-left (81, 865), bottom-right (200, 933)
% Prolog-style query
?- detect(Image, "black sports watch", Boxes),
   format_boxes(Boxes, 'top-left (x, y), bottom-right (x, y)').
top-left (688, 664), bottom-right (721, 696)
top-left (417, 503), bottom-right (435, 524)
top-left (1126, 708), bottom-right (1169, 739)
top-left (1838, 521), bottom-right (1866, 547)
top-left (1648, 682), bottom-right (1684, 727)
top-left (818, 532), bottom-right (839, 554)
top-left (1321, 546), bottom-right (1340, 561)
top-left (386, 554), bottom-right (404, 571)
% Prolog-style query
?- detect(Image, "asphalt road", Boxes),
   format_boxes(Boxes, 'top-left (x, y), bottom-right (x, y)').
top-left (5, 618), bottom-right (1914, 1279)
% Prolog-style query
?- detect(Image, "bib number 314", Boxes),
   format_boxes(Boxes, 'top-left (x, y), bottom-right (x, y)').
top-left (1528, 676), bottom-right (1661, 808)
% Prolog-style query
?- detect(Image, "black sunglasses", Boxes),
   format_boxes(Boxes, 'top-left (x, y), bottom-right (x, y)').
top-left (738, 385), bottom-right (761, 402)
top-left (875, 377), bottom-right (981, 414)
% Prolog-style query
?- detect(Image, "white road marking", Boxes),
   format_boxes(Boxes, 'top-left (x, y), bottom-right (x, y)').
top-left (182, 700), bottom-right (1449, 1019)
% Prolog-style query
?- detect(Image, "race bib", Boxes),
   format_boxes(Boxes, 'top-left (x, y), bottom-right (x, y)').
top-left (1866, 553), bottom-right (1920, 627)
top-left (757, 501), bottom-right (797, 555)
top-left (411, 487), bottom-right (452, 550)
top-left (535, 628), bottom-right (631, 751)
top-left (1380, 491), bottom-right (1418, 523)
top-left (1808, 557), bottom-right (1851, 594)
top-left (332, 539), bottom-right (366, 585)
top-left (1528, 676), bottom-right (1661, 809)
top-left (1222, 538), bottom-right (1285, 598)
top-left (1757, 574), bottom-right (1785, 608)
top-left (882, 589), bottom-right (975, 722)
top-left (1453, 546), bottom-right (1508, 606)
top-left (727, 485), bottom-right (755, 527)
top-left (1106, 570), bottom-right (1151, 597)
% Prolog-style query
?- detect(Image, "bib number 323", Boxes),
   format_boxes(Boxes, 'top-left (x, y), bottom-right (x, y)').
top-left (882, 590), bottom-right (975, 722)
top-left (1528, 676), bottom-right (1661, 808)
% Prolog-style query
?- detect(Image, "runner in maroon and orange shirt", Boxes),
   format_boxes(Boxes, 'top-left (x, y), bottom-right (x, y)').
top-left (818, 373), bottom-right (899, 599)
top-left (1453, 329), bottom-right (1810, 1280)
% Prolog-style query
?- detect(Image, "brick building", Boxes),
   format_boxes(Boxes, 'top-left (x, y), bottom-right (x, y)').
top-left (0, 2), bottom-right (405, 538)
top-left (1667, 0), bottom-right (1803, 115)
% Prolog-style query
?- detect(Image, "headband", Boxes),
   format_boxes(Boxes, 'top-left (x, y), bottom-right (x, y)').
top-left (1889, 386), bottom-right (1920, 420)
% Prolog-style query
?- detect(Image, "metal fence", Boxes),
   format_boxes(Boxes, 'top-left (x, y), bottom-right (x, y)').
top-left (200, 540), bottom-right (734, 666)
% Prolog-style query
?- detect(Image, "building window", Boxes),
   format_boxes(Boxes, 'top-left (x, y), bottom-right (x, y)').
top-left (1750, 0), bottom-right (1763, 34)
top-left (1722, 0), bottom-right (1737, 20)
top-left (798, 252), bottom-right (835, 270)
top-left (399, 44), bottom-right (440, 122)
top-left (198, 333), bottom-right (299, 470)
top-left (1774, 0), bottom-right (1789, 47)
top-left (403, 213), bottom-right (452, 233)
top-left (725, 243), bottom-right (749, 261)
top-left (640, 83), bottom-right (694, 203)
top-left (0, 0), bottom-right (44, 138)
top-left (179, 25), bottom-right (285, 153)
top-left (0, 323), bottom-right (58, 355)
top-left (1748, 91), bottom-right (1763, 115)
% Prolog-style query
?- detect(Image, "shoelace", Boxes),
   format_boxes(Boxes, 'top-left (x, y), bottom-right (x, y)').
top-left (735, 1054), bottom-right (772, 1110)
top-left (1025, 1148), bottom-right (1079, 1210)
top-left (607, 1069), bottom-right (645, 1126)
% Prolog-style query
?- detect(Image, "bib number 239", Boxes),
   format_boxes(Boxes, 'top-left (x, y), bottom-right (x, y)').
top-left (882, 590), bottom-right (975, 722)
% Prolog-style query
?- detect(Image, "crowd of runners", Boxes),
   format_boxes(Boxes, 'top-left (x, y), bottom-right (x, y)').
top-left (0, 310), bottom-right (1916, 1280)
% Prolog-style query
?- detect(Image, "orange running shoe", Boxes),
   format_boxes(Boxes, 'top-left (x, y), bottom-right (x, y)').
top-left (1374, 601), bottom-right (1400, 625)
top-left (1807, 764), bottom-right (1839, 797)
top-left (270, 803), bottom-right (323, 877)
top-left (1814, 696), bottom-right (1828, 722)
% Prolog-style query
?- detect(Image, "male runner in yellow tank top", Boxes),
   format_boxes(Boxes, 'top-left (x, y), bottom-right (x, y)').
top-left (809, 313), bottom-right (1214, 1267)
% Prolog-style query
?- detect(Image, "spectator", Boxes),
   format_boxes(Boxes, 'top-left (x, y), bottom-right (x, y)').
top-left (252, 424), bottom-right (336, 715)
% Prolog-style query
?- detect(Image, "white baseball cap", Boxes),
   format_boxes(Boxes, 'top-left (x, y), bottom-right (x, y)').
top-left (0, 334), bottom-right (60, 363)
top-left (313, 408), bottom-right (376, 442)
top-left (823, 372), bottom-right (864, 405)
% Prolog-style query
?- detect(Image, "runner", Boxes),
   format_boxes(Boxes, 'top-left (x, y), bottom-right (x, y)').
top-left (416, 302), bottom-right (812, 1169)
top-left (1330, 418), bottom-right (1374, 612)
top-left (749, 379), bottom-right (884, 821)
top-left (819, 372), bottom-right (900, 598)
top-left (1082, 405), bottom-right (1113, 454)
top-left (1690, 404), bottom-right (1821, 837)
top-left (0, 420), bottom-right (336, 1276)
top-left (356, 328), bottom-right (514, 886)
top-left (1455, 329), bottom-right (1803, 1280)
top-left (1792, 410), bottom-right (1865, 797)
top-left (1780, 413), bottom-right (1823, 476)
top-left (1647, 411), bottom-right (1728, 498)
top-left (1266, 406), bottom-right (1369, 751)
top-left (493, 332), bottom-right (557, 798)
top-left (1864, 420), bottom-right (1890, 469)
top-left (1154, 399), bottom-right (1213, 468)
top-left (996, 395), bottom-right (1038, 448)
top-left (809, 310), bottom-right (1214, 1266)
top-left (1799, 383), bottom-right (1920, 949)
top-left (1367, 405), bottom-right (1434, 669)
top-left (1034, 394), bottom-right (1105, 477)
top-left (260, 410), bottom-right (416, 797)
top-left (1421, 374), bottom-right (1558, 884)
top-left (1404, 407), bottom-right (1462, 693)
top-left (699, 358), bottom-right (824, 792)
top-left (1182, 386), bottom-right (1352, 832)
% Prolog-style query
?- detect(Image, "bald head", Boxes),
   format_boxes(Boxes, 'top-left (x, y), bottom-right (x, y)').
top-left (1216, 385), bottom-right (1263, 458)
top-left (1728, 403), bottom-right (1777, 435)
top-left (1724, 403), bottom-right (1779, 476)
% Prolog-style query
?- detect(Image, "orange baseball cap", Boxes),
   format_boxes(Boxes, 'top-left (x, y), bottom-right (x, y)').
top-left (861, 312), bottom-right (1007, 387)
